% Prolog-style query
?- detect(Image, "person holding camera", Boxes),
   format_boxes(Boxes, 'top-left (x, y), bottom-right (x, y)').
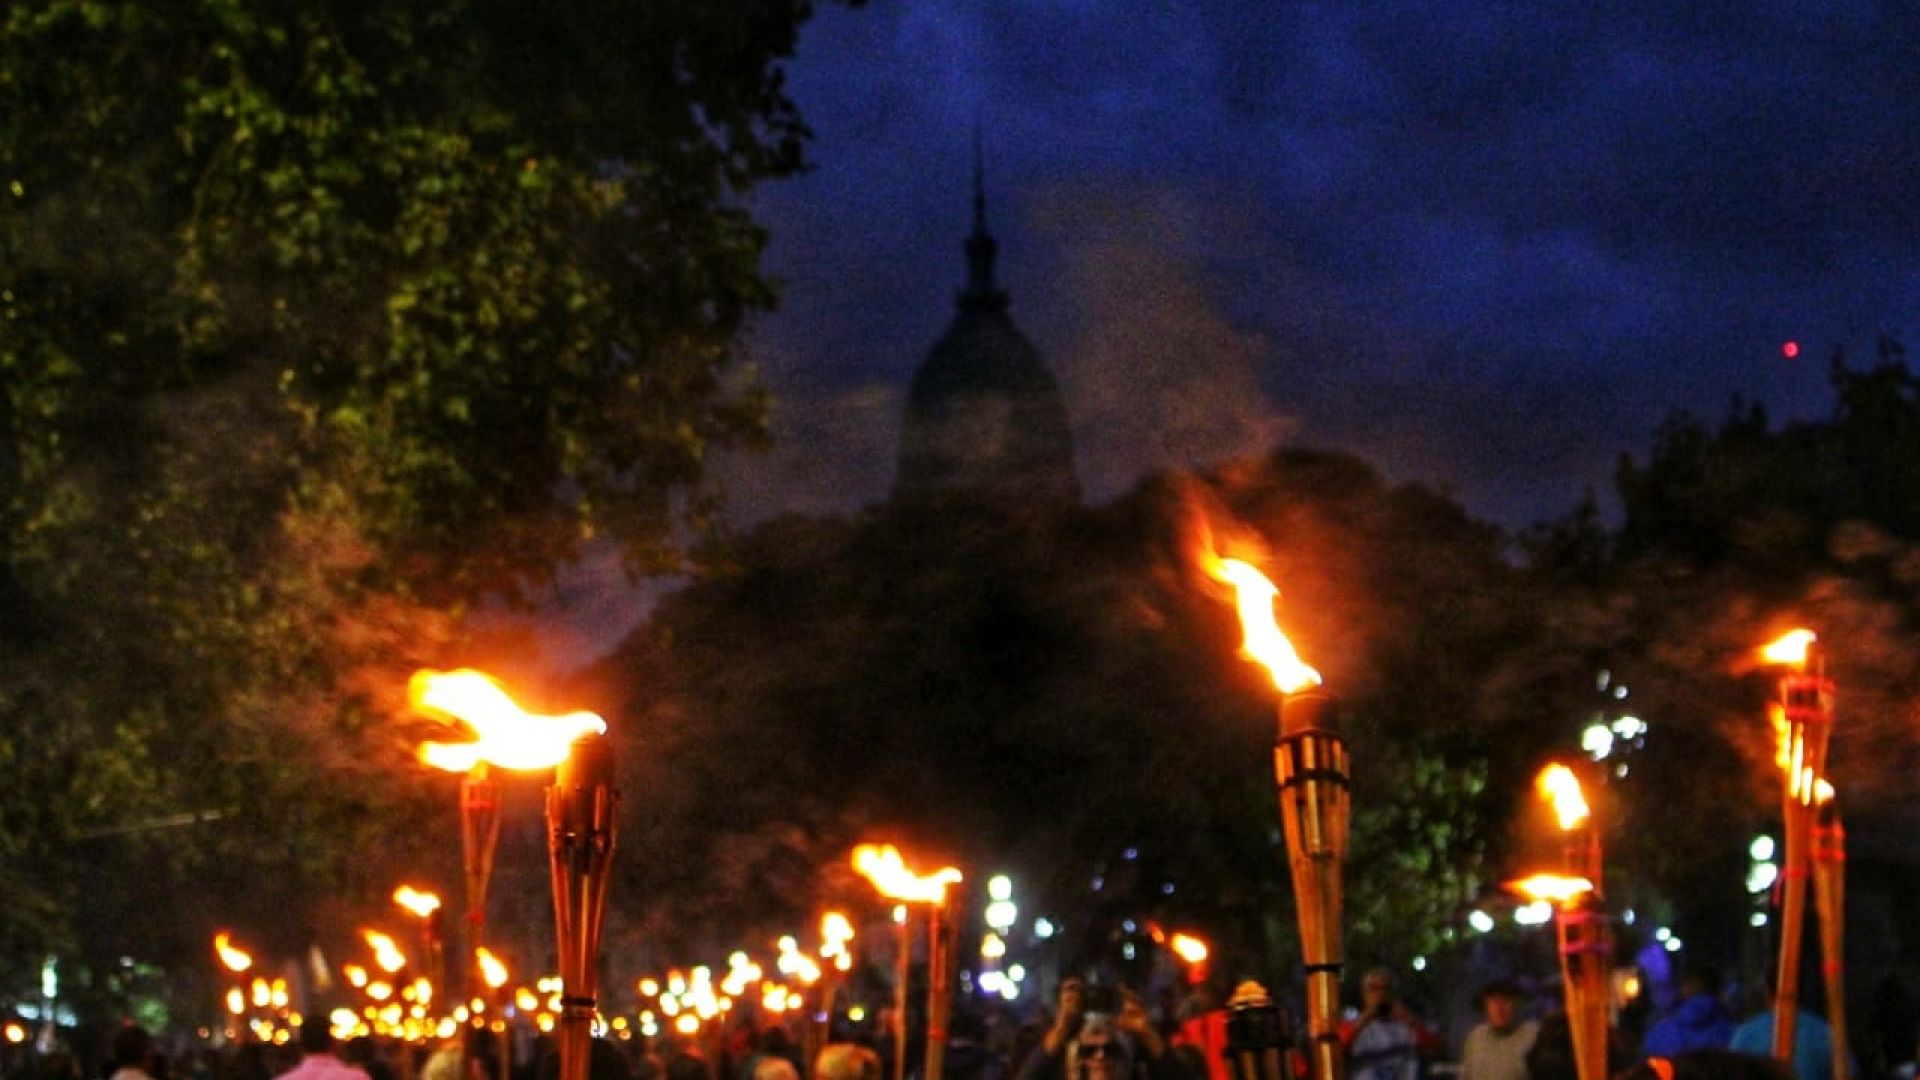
top-left (1337, 969), bottom-right (1440, 1080)
top-left (1013, 979), bottom-right (1191, 1080)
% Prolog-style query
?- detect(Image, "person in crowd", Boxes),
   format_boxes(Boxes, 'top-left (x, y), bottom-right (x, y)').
top-left (1171, 979), bottom-right (1229, 1080)
top-left (1726, 985), bottom-right (1849, 1080)
top-left (340, 1039), bottom-right (394, 1080)
top-left (274, 1025), bottom-right (370, 1080)
top-left (663, 1050), bottom-right (710, 1080)
top-left (424, 1030), bottom-right (499, 1080)
top-left (1458, 980), bottom-right (1538, 1080)
top-left (533, 1041), bottom-right (632, 1080)
top-left (945, 1011), bottom-right (1004, 1080)
top-left (1520, 1016), bottom-right (1633, 1080)
top-left (108, 1026), bottom-right (159, 1080)
top-left (749, 1060), bottom-right (795, 1080)
top-left (1644, 968), bottom-right (1736, 1059)
top-left (1013, 979), bottom-right (1189, 1080)
top-left (814, 1045), bottom-right (881, 1080)
top-left (1337, 969), bottom-right (1440, 1080)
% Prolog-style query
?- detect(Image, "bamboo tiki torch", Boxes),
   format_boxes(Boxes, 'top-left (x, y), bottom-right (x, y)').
top-left (853, 845), bottom-right (962, 1080)
top-left (1276, 689), bottom-right (1350, 1080)
top-left (548, 736), bottom-right (619, 1080)
top-left (462, 768), bottom-right (501, 993)
top-left (214, 933), bottom-right (253, 1044)
top-left (815, 913), bottom-right (856, 1066)
top-left (925, 891), bottom-right (961, 1080)
top-left (1206, 555), bottom-right (1344, 1080)
top-left (394, 887), bottom-right (447, 1019)
top-left (1515, 876), bottom-right (1608, 1080)
top-left (477, 948), bottom-right (512, 1080)
top-left (1533, 767), bottom-right (1606, 1080)
top-left (1761, 630), bottom-right (1835, 1065)
top-left (1812, 782), bottom-right (1850, 1080)
top-left (896, 908), bottom-right (911, 1080)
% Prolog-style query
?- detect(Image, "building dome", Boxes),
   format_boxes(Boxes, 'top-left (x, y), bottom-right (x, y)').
top-left (895, 164), bottom-right (1078, 504)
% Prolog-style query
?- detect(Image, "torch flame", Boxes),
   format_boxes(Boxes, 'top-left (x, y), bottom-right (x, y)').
top-left (392, 886), bottom-right (442, 918)
top-left (1205, 557), bottom-right (1323, 694)
top-left (1761, 628), bottom-right (1817, 668)
top-left (1535, 764), bottom-right (1591, 831)
top-left (820, 911), bottom-right (855, 970)
top-left (363, 930), bottom-right (408, 974)
top-left (822, 911), bottom-right (854, 947)
top-left (476, 948), bottom-right (508, 990)
top-left (1169, 933), bottom-right (1209, 965)
top-left (1508, 873), bottom-right (1595, 907)
top-left (852, 844), bottom-right (963, 904)
top-left (410, 669), bottom-right (607, 772)
top-left (214, 932), bottom-right (254, 973)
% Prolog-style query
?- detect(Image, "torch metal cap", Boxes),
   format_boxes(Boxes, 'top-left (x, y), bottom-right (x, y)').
top-left (1279, 690), bottom-right (1340, 738)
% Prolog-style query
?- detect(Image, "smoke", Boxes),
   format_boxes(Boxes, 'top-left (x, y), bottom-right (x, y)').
top-left (1026, 183), bottom-right (1297, 502)
top-left (708, 370), bottom-right (905, 523)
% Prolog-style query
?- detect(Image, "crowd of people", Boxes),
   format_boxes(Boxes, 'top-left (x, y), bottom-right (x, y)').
top-left (4, 963), bottom-right (1911, 1080)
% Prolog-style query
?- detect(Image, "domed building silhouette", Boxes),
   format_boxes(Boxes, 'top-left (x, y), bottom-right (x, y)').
top-left (894, 155), bottom-right (1078, 505)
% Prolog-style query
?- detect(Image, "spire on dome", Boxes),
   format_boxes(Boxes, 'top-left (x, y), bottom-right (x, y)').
top-left (961, 122), bottom-right (1008, 312)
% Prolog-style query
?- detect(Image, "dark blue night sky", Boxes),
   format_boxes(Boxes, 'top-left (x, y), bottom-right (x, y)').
top-left (532, 1), bottom-right (1920, 663)
top-left (720, 1), bottom-right (1920, 527)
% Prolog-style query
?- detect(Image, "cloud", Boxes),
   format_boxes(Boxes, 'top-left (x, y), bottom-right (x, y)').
top-left (708, 364), bottom-right (905, 524)
top-left (1023, 184), bottom-right (1296, 500)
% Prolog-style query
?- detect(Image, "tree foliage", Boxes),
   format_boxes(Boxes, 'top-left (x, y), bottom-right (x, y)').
top-left (595, 451), bottom-right (1556, 975)
top-left (1525, 339), bottom-right (1920, 967)
top-left (0, 0), bottom-right (830, 1000)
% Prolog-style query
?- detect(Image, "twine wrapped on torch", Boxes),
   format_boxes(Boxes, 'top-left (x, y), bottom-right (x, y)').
top-left (548, 737), bottom-right (618, 1080)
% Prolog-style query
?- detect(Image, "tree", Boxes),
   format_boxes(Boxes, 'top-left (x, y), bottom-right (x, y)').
top-left (594, 449), bottom-right (1559, 976)
top-left (1526, 341), bottom-right (1920, 1051)
top-left (0, 0), bottom-right (836, 1001)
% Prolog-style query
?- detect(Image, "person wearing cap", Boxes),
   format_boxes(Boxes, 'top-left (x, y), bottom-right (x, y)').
top-left (1458, 980), bottom-right (1538, 1080)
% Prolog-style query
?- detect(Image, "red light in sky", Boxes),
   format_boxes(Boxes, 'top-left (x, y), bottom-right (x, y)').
top-left (1783, 341), bottom-right (1800, 359)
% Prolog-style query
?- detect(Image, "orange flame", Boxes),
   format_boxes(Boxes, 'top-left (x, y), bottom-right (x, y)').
top-left (476, 948), bottom-right (508, 989)
top-left (852, 844), bottom-right (963, 904)
top-left (1508, 873), bottom-right (1595, 907)
top-left (1169, 933), bottom-right (1209, 965)
top-left (410, 669), bottom-right (606, 772)
top-left (363, 930), bottom-right (407, 973)
top-left (1203, 556), bottom-right (1322, 694)
top-left (392, 886), bottom-right (441, 918)
top-left (1535, 764), bottom-right (1591, 831)
top-left (1761, 628), bottom-right (1816, 668)
top-left (820, 911), bottom-right (855, 971)
top-left (214, 932), bottom-right (254, 973)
